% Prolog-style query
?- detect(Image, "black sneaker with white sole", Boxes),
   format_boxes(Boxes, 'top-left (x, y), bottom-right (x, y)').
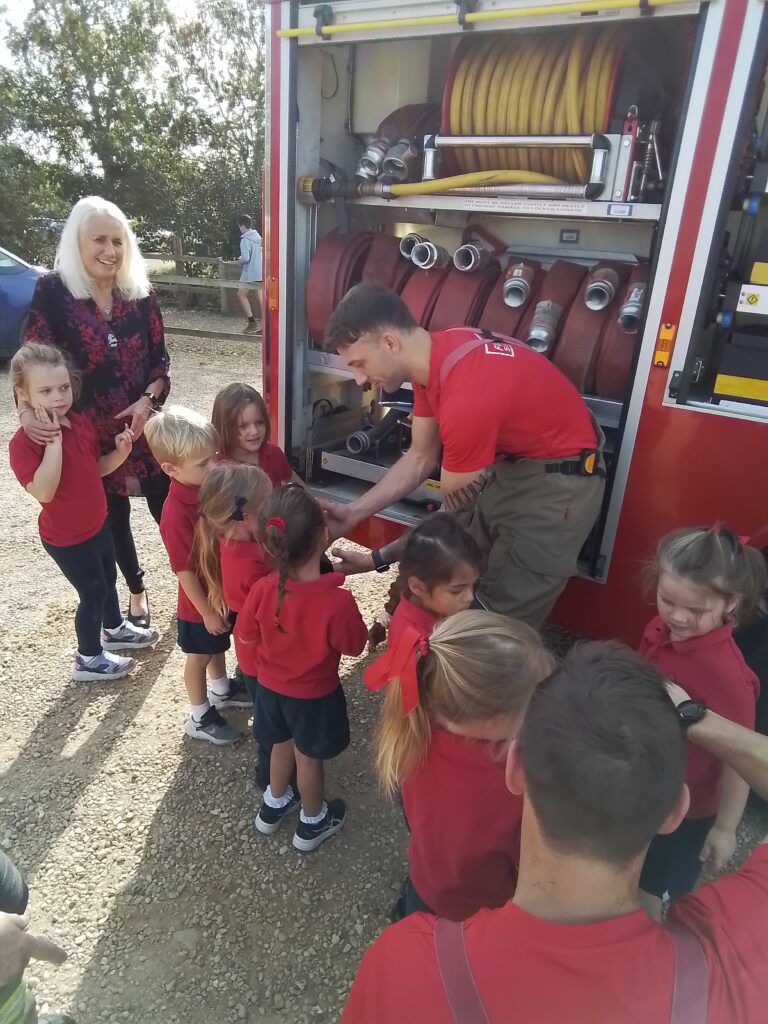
top-left (209, 676), bottom-right (252, 710)
top-left (102, 621), bottom-right (159, 651)
top-left (254, 789), bottom-right (301, 835)
top-left (292, 798), bottom-right (346, 853)
top-left (184, 707), bottom-right (242, 745)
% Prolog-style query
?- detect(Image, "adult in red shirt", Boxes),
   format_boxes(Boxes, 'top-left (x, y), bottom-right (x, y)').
top-left (322, 284), bottom-right (605, 627)
top-left (343, 643), bottom-right (768, 1024)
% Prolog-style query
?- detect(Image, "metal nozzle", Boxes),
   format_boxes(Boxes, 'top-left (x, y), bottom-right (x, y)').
top-left (411, 241), bottom-right (450, 270)
top-left (453, 244), bottom-right (490, 273)
top-left (617, 283), bottom-right (646, 334)
top-left (527, 300), bottom-right (564, 355)
top-left (584, 267), bottom-right (620, 311)
top-left (399, 233), bottom-right (425, 259)
top-left (503, 262), bottom-right (536, 308)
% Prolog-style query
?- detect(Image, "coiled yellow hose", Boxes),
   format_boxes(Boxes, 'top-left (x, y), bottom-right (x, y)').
top-left (446, 26), bottom-right (625, 182)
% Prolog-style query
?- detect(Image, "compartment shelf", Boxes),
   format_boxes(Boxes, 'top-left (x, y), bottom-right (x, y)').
top-left (349, 195), bottom-right (663, 222)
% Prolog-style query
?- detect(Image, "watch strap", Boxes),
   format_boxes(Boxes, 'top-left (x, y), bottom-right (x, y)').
top-left (371, 549), bottom-right (390, 573)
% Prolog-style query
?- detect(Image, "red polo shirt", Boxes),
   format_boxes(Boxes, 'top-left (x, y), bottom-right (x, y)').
top-left (159, 479), bottom-right (204, 623)
top-left (220, 538), bottom-right (269, 614)
top-left (639, 617), bottom-right (759, 818)
top-left (217, 441), bottom-right (292, 489)
top-left (235, 572), bottom-right (367, 696)
top-left (404, 727), bottom-right (521, 920)
top-left (412, 327), bottom-right (597, 472)
top-left (343, 845), bottom-right (768, 1024)
top-left (9, 413), bottom-right (106, 546)
top-left (388, 596), bottom-right (438, 648)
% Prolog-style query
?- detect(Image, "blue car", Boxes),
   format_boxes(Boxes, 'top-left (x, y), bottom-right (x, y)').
top-left (0, 246), bottom-right (45, 358)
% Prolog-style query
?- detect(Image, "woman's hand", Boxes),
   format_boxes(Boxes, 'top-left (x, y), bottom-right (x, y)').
top-left (330, 545), bottom-right (376, 576)
top-left (114, 395), bottom-right (153, 438)
top-left (114, 427), bottom-right (134, 455)
top-left (19, 406), bottom-right (61, 446)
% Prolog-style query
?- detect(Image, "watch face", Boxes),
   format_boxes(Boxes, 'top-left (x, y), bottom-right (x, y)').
top-left (678, 700), bottom-right (706, 726)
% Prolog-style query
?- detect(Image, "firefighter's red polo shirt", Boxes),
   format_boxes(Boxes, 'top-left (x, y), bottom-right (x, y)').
top-left (412, 327), bottom-right (597, 472)
top-left (639, 617), bottom-right (759, 817)
top-left (343, 845), bottom-right (768, 1024)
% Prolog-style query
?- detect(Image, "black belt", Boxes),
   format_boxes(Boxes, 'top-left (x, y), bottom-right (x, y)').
top-left (544, 450), bottom-right (606, 478)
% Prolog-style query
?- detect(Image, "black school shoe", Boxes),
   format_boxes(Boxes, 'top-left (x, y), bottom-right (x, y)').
top-left (126, 590), bottom-right (151, 629)
top-left (254, 788), bottom-right (301, 835)
top-left (292, 798), bottom-right (346, 853)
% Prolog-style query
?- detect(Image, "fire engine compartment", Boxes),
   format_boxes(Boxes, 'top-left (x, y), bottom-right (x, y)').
top-left (274, 1), bottom-right (768, 577)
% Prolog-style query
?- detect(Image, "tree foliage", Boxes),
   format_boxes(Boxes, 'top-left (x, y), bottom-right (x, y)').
top-left (0, 0), bottom-right (264, 263)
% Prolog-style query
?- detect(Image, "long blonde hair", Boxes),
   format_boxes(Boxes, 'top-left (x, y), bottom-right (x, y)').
top-left (376, 610), bottom-right (556, 793)
top-left (195, 463), bottom-right (272, 618)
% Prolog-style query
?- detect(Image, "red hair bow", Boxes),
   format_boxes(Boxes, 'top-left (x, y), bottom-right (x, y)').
top-left (265, 516), bottom-right (286, 532)
top-left (363, 624), bottom-right (429, 715)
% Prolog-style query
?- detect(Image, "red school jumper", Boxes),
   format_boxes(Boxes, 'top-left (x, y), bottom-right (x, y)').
top-left (217, 441), bottom-right (292, 489)
top-left (389, 596), bottom-right (523, 921)
top-left (342, 845), bottom-right (768, 1024)
top-left (639, 617), bottom-right (759, 818)
top-left (158, 479), bottom-right (205, 623)
top-left (412, 327), bottom-right (597, 472)
top-left (234, 572), bottom-right (367, 695)
top-left (9, 413), bottom-right (106, 546)
top-left (220, 538), bottom-right (269, 615)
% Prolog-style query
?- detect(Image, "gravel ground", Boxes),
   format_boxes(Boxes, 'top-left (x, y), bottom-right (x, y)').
top-left (1, 310), bottom-right (766, 1023)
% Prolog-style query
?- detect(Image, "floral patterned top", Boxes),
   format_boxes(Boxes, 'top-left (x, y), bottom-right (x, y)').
top-left (25, 272), bottom-right (171, 497)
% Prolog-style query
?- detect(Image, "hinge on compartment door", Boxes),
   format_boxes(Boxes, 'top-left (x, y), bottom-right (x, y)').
top-left (668, 359), bottom-right (703, 399)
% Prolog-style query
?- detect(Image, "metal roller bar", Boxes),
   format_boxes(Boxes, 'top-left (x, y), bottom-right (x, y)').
top-left (428, 134), bottom-right (604, 149)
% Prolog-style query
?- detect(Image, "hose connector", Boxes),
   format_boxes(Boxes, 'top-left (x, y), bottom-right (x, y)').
top-left (411, 240), bottom-right (450, 270)
top-left (503, 262), bottom-right (536, 308)
top-left (357, 124), bottom-right (397, 181)
top-left (453, 243), bottom-right (491, 272)
top-left (381, 139), bottom-right (420, 182)
top-left (399, 233), bottom-right (425, 259)
top-left (618, 282), bottom-right (646, 334)
top-left (527, 300), bottom-right (564, 354)
top-left (584, 266), bottom-right (620, 311)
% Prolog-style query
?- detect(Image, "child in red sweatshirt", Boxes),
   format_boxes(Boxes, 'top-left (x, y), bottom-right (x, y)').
top-left (235, 484), bottom-right (367, 852)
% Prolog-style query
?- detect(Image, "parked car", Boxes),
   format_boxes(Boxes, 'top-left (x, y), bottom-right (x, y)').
top-left (0, 246), bottom-right (45, 358)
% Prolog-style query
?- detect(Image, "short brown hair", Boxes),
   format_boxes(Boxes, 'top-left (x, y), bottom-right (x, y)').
top-left (323, 283), bottom-right (417, 352)
top-left (11, 342), bottom-right (82, 405)
top-left (518, 641), bottom-right (686, 867)
top-left (211, 383), bottom-right (271, 456)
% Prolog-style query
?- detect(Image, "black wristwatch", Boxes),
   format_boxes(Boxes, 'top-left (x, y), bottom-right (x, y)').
top-left (676, 699), bottom-right (707, 729)
top-left (371, 549), bottom-right (390, 573)
top-left (142, 391), bottom-right (164, 412)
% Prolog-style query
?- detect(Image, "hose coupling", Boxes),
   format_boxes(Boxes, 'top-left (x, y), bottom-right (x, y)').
top-left (381, 139), bottom-right (420, 182)
top-left (584, 267), bottom-right (620, 311)
top-left (399, 233), bottom-right (426, 259)
top-left (527, 300), bottom-right (564, 354)
top-left (617, 282), bottom-right (646, 334)
top-left (411, 240), bottom-right (451, 270)
top-left (503, 262), bottom-right (536, 307)
top-left (453, 243), bottom-right (491, 272)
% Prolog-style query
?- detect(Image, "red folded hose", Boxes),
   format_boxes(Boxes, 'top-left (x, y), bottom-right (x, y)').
top-left (361, 233), bottom-right (414, 292)
top-left (517, 260), bottom-right (587, 354)
top-left (553, 263), bottom-right (630, 392)
top-left (306, 231), bottom-right (373, 345)
top-left (428, 266), bottom-right (500, 331)
top-left (593, 265), bottom-right (648, 399)
top-left (400, 267), bottom-right (452, 327)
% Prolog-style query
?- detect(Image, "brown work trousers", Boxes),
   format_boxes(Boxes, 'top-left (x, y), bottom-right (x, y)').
top-left (469, 456), bottom-right (605, 629)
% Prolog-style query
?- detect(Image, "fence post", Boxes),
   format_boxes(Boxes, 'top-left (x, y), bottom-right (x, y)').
top-left (173, 234), bottom-right (188, 312)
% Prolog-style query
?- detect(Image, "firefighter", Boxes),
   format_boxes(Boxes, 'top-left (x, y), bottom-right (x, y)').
top-left (321, 283), bottom-right (605, 628)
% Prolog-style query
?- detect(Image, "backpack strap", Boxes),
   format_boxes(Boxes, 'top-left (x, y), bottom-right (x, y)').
top-left (667, 919), bottom-right (709, 1024)
top-left (433, 917), bottom-right (491, 1024)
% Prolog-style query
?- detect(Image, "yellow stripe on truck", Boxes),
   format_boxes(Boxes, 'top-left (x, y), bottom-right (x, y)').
top-left (713, 374), bottom-right (768, 402)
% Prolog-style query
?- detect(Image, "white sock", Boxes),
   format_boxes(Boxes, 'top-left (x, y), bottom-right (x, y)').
top-left (104, 620), bottom-right (127, 635)
top-left (208, 675), bottom-right (230, 697)
top-left (300, 802), bottom-right (328, 825)
top-left (264, 785), bottom-right (294, 809)
top-left (190, 700), bottom-right (211, 722)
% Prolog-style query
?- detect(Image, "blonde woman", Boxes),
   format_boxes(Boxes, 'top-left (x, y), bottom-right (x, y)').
top-left (18, 196), bottom-right (171, 628)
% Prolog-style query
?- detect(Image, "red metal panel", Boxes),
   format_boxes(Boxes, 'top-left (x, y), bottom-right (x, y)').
top-left (264, 2), bottom-right (282, 439)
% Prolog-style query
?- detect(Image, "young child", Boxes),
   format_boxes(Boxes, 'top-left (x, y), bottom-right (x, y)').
top-left (386, 513), bottom-right (482, 648)
top-left (144, 406), bottom-right (247, 745)
top-left (9, 344), bottom-right (158, 681)
top-left (638, 525), bottom-right (766, 912)
top-left (212, 382), bottom-right (292, 489)
top-left (235, 484), bottom-right (367, 851)
top-left (365, 609), bottom-right (555, 921)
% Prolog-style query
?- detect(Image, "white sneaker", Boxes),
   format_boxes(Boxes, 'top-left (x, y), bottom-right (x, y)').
top-left (184, 707), bottom-right (242, 745)
top-left (72, 651), bottom-right (135, 682)
top-left (102, 621), bottom-right (159, 651)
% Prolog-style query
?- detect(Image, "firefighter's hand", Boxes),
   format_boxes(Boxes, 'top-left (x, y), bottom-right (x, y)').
top-left (700, 826), bottom-right (737, 872)
top-left (317, 498), bottom-right (358, 541)
top-left (330, 545), bottom-right (375, 576)
top-left (0, 912), bottom-right (67, 986)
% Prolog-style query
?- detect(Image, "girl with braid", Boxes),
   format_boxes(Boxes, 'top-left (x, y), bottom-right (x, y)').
top-left (235, 484), bottom-right (367, 852)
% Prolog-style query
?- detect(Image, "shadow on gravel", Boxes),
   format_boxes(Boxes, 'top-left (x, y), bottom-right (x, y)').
top-left (66, 655), bottom-right (405, 1024)
top-left (0, 640), bottom-right (175, 878)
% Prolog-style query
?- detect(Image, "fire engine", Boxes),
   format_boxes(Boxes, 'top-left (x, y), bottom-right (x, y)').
top-left (261, 0), bottom-right (768, 649)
